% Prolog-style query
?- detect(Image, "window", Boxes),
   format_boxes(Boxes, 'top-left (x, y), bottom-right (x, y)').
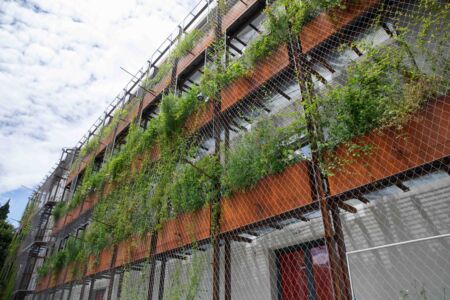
top-left (276, 241), bottom-right (333, 300)
top-left (94, 288), bottom-right (106, 300)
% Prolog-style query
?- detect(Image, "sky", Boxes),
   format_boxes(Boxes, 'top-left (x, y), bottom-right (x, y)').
top-left (0, 0), bottom-right (197, 226)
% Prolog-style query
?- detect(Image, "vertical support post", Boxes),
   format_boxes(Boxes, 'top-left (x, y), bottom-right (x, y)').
top-left (87, 277), bottom-right (95, 300)
top-left (107, 245), bottom-right (119, 300)
top-left (108, 102), bottom-right (123, 160)
top-left (224, 238), bottom-right (231, 300)
top-left (286, 12), bottom-right (349, 300)
top-left (157, 258), bottom-right (167, 300)
top-left (79, 279), bottom-right (87, 300)
top-left (50, 289), bottom-right (56, 300)
top-left (146, 234), bottom-right (158, 300)
top-left (211, 2), bottom-right (223, 300)
top-left (331, 202), bottom-right (351, 299)
top-left (116, 268), bottom-right (124, 300)
top-left (66, 282), bottom-right (74, 300)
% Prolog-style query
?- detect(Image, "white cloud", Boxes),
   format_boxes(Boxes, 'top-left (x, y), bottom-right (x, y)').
top-left (0, 0), bottom-right (197, 194)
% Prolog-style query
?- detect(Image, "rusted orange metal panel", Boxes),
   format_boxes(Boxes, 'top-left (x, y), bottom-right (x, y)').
top-left (113, 234), bottom-right (152, 268)
top-left (300, 0), bottom-right (380, 54)
top-left (221, 45), bottom-right (290, 113)
top-left (221, 0), bottom-right (259, 32)
top-left (220, 161), bottom-right (312, 233)
top-left (328, 95), bottom-right (450, 195)
top-left (85, 246), bottom-right (114, 277)
top-left (156, 206), bottom-right (211, 254)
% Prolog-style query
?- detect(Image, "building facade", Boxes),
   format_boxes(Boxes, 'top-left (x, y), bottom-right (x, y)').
top-left (6, 0), bottom-right (450, 299)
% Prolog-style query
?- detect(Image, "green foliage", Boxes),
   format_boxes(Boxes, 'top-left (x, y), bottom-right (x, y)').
top-left (143, 29), bottom-right (206, 91)
top-left (169, 155), bottom-right (221, 214)
top-left (52, 202), bottom-right (65, 222)
top-left (69, 101), bottom-right (133, 175)
top-left (318, 42), bottom-right (446, 151)
top-left (222, 120), bottom-right (305, 195)
top-left (244, 0), bottom-right (342, 66)
top-left (0, 201), bottom-right (28, 298)
top-left (37, 248), bottom-right (67, 277)
top-left (199, 0), bottom-right (343, 99)
top-left (43, 0), bottom-right (449, 280)
top-left (0, 200), bottom-right (14, 277)
top-left (166, 248), bottom-right (206, 300)
top-left (200, 59), bottom-right (248, 99)
top-left (142, 61), bottom-right (173, 90)
top-left (120, 265), bottom-right (150, 300)
top-left (37, 235), bottom-right (86, 278)
top-left (170, 29), bottom-right (203, 60)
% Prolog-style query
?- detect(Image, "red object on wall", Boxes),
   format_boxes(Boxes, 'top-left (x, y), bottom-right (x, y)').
top-left (279, 249), bottom-right (309, 300)
top-left (278, 244), bottom-right (333, 300)
top-left (311, 246), bottom-right (333, 300)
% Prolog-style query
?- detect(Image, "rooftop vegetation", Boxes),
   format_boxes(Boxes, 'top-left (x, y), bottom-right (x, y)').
top-left (42, 0), bottom-right (449, 280)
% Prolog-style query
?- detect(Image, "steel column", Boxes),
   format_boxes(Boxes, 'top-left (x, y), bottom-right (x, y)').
top-left (157, 258), bottom-right (167, 300)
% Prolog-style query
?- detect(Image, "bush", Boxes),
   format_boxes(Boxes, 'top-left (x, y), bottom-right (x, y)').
top-left (222, 120), bottom-right (303, 195)
top-left (169, 155), bottom-right (221, 214)
top-left (318, 43), bottom-right (445, 150)
top-left (52, 202), bottom-right (66, 222)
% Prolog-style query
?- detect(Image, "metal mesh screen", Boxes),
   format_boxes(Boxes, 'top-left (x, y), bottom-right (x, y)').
top-left (22, 0), bottom-right (450, 300)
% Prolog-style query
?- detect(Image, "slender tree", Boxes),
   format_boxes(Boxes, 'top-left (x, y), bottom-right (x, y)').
top-left (0, 200), bottom-right (14, 271)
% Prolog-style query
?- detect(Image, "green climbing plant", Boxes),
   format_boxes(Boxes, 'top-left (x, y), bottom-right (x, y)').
top-left (41, 0), bottom-right (449, 279)
top-left (222, 119), bottom-right (306, 195)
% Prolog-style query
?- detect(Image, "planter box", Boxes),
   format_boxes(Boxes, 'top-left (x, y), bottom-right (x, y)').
top-left (300, 0), bottom-right (380, 54)
top-left (48, 273), bottom-right (57, 288)
top-left (221, 44), bottom-right (290, 113)
top-left (184, 102), bottom-right (214, 133)
top-left (176, 31), bottom-right (215, 77)
top-left (56, 267), bottom-right (67, 286)
top-left (114, 234), bottom-right (152, 268)
top-left (52, 192), bottom-right (99, 235)
top-left (36, 274), bottom-right (50, 292)
top-left (52, 204), bottom-right (82, 235)
top-left (328, 95), bottom-right (450, 195)
top-left (63, 262), bottom-right (81, 284)
top-left (221, 161), bottom-right (312, 233)
top-left (156, 206), bottom-right (211, 254)
top-left (222, 0), bottom-right (259, 32)
top-left (85, 246), bottom-right (114, 277)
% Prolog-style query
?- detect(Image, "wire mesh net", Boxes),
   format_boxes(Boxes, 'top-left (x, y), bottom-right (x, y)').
top-left (14, 0), bottom-right (450, 300)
